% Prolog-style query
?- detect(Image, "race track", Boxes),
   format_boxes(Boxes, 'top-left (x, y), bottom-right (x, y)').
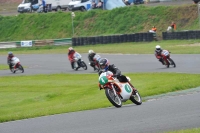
top-left (0, 54), bottom-right (200, 76)
top-left (0, 54), bottom-right (200, 133)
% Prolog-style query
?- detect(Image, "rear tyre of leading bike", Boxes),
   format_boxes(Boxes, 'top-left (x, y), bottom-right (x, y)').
top-left (130, 90), bottom-right (142, 105)
top-left (105, 88), bottom-right (122, 108)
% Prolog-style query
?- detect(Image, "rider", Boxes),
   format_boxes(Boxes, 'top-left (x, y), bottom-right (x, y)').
top-left (68, 47), bottom-right (79, 70)
top-left (7, 51), bottom-right (14, 69)
top-left (155, 45), bottom-right (165, 65)
top-left (88, 50), bottom-right (96, 70)
top-left (98, 58), bottom-right (136, 92)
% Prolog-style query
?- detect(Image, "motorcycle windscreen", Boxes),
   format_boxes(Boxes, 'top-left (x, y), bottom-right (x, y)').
top-left (73, 52), bottom-right (82, 59)
top-left (11, 57), bottom-right (20, 65)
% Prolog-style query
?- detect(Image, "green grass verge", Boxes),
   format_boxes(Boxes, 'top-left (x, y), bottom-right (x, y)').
top-left (0, 40), bottom-right (200, 55)
top-left (0, 64), bottom-right (8, 70)
top-left (0, 73), bottom-right (200, 123)
top-left (165, 128), bottom-right (200, 133)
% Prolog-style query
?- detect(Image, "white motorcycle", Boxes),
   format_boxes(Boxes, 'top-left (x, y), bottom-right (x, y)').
top-left (9, 57), bottom-right (24, 73)
top-left (89, 54), bottom-right (101, 72)
top-left (99, 71), bottom-right (142, 108)
top-left (73, 52), bottom-right (87, 71)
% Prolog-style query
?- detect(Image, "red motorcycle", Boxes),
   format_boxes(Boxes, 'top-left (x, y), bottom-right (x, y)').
top-left (99, 71), bottom-right (142, 108)
top-left (161, 50), bottom-right (176, 68)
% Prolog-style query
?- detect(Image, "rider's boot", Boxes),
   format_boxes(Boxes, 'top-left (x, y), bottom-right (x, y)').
top-left (128, 81), bottom-right (137, 94)
top-left (14, 65), bottom-right (17, 71)
top-left (159, 58), bottom-right (164, 65)
top-left (93, 66), bottom-right (96, 71)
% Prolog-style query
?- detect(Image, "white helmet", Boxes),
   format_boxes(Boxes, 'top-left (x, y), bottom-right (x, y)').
top-left (155, 45), bottom-right (162, 52)
top-left (88, 50), bottom-right (94, 54)
top-left (68, 47), bottom-right (73, 51)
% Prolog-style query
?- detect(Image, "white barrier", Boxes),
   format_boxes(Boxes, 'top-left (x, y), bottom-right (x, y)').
top-left (0, 42), bottom-right (17, 49)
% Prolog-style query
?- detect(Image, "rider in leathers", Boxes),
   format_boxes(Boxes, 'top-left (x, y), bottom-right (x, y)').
top-left (155, 45), bottom-right (165, 65)
top-left (7, 52), bottom-right (14, 69)
top-left (98, 58), bottom-right (136, 92)
top-left (68, 47), bottom-right (77, 69)
top-left (88, 50), bottom-right (96, 70)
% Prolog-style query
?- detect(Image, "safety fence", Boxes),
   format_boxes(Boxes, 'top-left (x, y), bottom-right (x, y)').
top-left (72, 33), bottom-right (154, 46)
top-left (0, 38), bottom-right (72, 49)
top-left (162, 30), bottom-right (200, 40)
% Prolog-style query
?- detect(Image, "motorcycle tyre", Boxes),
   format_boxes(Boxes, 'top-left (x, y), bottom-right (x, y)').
top-left (105, 88), bottom-right (122, 108)
top-left (81, 61), bottom-right (87, 70)
top-left (10, 68), bottom-right (16, 73)
top-left (168, 58), bottom-right (176, 68)
top-left (94, 66), bottom-right (100, 72)
top-left (130, 90), bottom-right (142, 105)
top-left (19, 65), bottom-right (24, 73)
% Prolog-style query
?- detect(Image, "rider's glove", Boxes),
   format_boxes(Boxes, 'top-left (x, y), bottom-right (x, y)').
top-left (98, 83), bottom-right (103, 90)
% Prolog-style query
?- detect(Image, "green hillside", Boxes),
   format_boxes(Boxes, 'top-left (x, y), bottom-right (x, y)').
top-left (0, 4), bottom-right (198, 42)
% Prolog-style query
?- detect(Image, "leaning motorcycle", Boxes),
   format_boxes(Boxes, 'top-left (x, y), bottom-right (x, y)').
top-left (98, 71), bottom-right (142, 108)
top-left (90, 54), bottom-right (101, 72)
top-left (10, 57), bottom-right (24, 73)
top-left (73, 52), bottom-right (87, 71)
top-left (161, 50), bottom-right (176, 68)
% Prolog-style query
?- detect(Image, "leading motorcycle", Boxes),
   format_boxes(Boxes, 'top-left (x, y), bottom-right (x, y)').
top-left (98, 71), bottom-right (142, 108)
top-left (9, 57), bottom-right (24, 73)
top-left (161, 50), bottom-right (176, 68)
top-left (73, 52), bottom-right (87, 71)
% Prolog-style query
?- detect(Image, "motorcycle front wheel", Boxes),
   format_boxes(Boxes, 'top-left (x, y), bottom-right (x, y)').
top-left (168, 58), bottom-right (176, 68)
top-left (81, 61), bottom-right (87, 70)
top-left (130, 90), bottom-right (142, 105)
top-left (18, 64), bottom-right (24, 73)
top-left (105, 88), bottom-right (122, 108)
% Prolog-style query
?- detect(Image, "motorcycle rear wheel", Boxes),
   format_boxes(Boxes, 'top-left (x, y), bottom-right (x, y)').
top-left (105, 88), bottom-right (122, 108)
top-left (130, 90), bottom-right (142, 105)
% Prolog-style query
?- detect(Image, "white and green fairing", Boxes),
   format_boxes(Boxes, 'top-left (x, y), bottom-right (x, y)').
top-left (99, 71), bottom-right (113, 85)
top-left (99, 76), bottom-right (108, 85)
top-left (116, 82), bottom-right (133, 102)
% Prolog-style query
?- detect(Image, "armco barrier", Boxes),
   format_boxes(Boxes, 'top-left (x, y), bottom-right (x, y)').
top-left (0, 38), bottom-right (72, 49)
top-left (162, 30), bottom-right (200, 40)
top-left (72, 33), bottom-right (154, 46)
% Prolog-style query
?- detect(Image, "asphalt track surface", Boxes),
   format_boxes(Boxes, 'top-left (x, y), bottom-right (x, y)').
top-left (0, 54), bottom-right (200, 76)
top-left (0, 54), bottom-right (200, 133)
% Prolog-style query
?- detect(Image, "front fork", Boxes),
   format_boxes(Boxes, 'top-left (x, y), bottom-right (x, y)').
top-left (111, 83), bottom-right (118, 97)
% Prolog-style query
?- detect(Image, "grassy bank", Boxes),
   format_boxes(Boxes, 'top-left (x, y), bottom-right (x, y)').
top-left (0, 73), bottom-right (200, 122)
top-left (0, 4), bottom-right (198, 41)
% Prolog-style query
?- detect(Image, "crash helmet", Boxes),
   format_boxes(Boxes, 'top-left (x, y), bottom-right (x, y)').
top-left (88, 50), bottom-right (94, 54)
top-left (155, 45), bottom-right (162, 53)
top-left (99, 58), bottom-right (109, 71)
top-left (68, 47), bottom-right (73, 52)
top-left (8, 51), bottom-right (13, 57)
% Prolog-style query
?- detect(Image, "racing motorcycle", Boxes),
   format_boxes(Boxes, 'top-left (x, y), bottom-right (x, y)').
top-left (9, 57), bottom-right (24, 73)
top-left (73, 52), bottom-right (87, 71)
top-left (89, 54), bottom-right (101, 72)
top-left (161, 50), bottom-right (176, 68)
top-left (98, 71), bottom-right (142, 108)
